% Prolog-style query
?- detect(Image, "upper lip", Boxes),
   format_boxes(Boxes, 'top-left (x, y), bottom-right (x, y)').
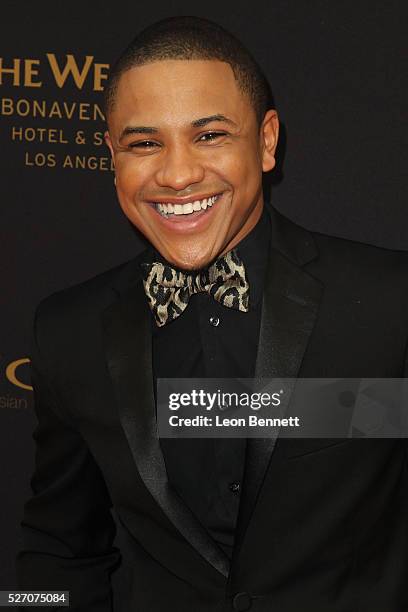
top-left (147, 192), bottom-right (222, 205)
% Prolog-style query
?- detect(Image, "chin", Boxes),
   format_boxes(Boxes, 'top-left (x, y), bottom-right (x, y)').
top-left (157, 242), bottom-right (212, 270)
top-left (170, 258), bottom-right (204, 271)
top-left (165, 251), bottom-right (210, 271)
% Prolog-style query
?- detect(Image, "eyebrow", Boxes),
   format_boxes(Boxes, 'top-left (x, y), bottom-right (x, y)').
top-left (191, 114), bottom-right (236, 128)
top-left (119, 114), bottom-right (237, 141)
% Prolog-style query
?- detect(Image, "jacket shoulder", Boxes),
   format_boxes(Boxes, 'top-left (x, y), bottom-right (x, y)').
top-left (302, 225), bottom-right (408, 320)
top-left (310, 226), bottom-right (408, 277)
top-left (269, 206), bottom-right (408, 302)
top-left (32, 251), bottom-right (147, 350)
top-left (268, 205), bottom-right (408, 274)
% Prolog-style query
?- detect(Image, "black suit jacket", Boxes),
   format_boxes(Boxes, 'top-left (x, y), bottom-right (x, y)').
top-left (17, 205), bottom-right (408, 611)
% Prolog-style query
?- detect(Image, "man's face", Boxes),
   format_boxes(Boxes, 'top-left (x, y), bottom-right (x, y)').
top-left (105, 59), bottom-right (278, 270)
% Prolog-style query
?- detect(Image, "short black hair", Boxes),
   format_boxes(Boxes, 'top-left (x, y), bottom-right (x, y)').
top-left (104, 15), bottom-right (274, 126)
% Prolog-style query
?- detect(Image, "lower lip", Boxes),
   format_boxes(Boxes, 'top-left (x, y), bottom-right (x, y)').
top-left (147, 194), bottom-right (224, 232)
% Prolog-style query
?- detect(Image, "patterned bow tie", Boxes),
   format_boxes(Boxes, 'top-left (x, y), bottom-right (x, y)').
top-left (140, 248), bottom-right (250, 327)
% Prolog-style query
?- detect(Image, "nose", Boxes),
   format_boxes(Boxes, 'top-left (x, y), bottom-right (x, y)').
top-left (154, 143), bottom-right (205, 190)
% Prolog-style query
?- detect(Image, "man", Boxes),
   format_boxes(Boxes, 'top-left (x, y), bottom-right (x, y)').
top-left (17, 15), bottom-right (408, 612)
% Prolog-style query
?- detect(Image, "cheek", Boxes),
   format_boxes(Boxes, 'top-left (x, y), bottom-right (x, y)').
top-left (115, 175), bottom-right (148, 226)
top-left (211, 143), bottom-right (259, 183)
top-left (115, 157), bottom-right (153, 196)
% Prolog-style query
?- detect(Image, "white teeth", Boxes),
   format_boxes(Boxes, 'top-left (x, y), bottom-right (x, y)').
top-left (153, 195), bottom-right (219, 217)
top-left (183, 202), bottom-right (194, 214)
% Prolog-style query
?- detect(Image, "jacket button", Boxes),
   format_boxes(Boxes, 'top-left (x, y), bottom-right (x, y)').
top-left (232, 592), bottom-right (252, 611)
top-left (229, 482), bottom-right (241, 494)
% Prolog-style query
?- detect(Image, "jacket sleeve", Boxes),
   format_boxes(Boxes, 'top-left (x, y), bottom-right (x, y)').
top-left (16, 302), bottom-right (122, 611)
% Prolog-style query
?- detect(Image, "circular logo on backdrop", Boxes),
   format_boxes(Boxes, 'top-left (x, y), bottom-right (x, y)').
top-left (5, 357), bottom-right (32, 390)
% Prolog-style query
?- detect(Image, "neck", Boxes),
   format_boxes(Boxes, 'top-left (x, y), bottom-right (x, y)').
top-left (219, 194), bottom-right (264, 257)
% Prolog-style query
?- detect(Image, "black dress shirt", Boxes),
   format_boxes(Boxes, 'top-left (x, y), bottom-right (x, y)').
top-left (143, 205), bottom-right (271, 557)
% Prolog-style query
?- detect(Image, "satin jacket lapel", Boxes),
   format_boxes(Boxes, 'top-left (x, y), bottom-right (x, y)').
top-left (234, 206), bottom-right (324, 550)
top-left (102, 267), bottom-right (229, 577)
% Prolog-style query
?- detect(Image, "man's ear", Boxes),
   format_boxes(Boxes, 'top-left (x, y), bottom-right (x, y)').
top-left (104, 130), bottom-right (115, 164)
top-left (105, 131), bottom-right (117, 184)
top-left (260, 109), bottom-right (279, 172)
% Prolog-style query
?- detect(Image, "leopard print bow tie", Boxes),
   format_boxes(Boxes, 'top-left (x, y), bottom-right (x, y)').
top-left (140, 249), bottom-right (250, 327)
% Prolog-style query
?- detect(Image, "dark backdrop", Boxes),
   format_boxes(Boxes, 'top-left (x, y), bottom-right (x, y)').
top-left (1, 0), bottom-right (406, 594)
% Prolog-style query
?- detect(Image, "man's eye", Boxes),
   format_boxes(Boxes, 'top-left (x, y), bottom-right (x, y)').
top-left (198, 132), bottom-right (226, 142)
top-left (129, 141), bottom-right (159, 148)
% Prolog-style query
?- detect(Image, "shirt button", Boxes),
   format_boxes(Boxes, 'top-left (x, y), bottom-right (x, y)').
top-left (229, 482), bottom-right (241, 494)
top-left (232, 592), bottom-right (252, 611)
top-left (209, 316), bottom-right (220, 327)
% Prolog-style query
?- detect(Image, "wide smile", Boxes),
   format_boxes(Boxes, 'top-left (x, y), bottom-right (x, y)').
top-left (146, 192), bottom-right (224, 231)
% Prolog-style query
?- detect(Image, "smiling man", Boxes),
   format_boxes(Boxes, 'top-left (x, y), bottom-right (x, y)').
top-left (17, 15), bottom-right (408, 612)
top-left (104, 57), bottom-right (277, 271)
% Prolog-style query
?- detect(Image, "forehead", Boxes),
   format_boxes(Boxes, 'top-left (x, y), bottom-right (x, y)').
top-left (111, 59), bottom-right (252, 127)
